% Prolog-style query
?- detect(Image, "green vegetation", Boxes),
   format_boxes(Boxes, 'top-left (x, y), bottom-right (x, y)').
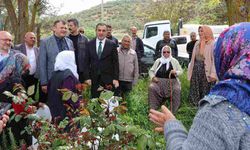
top-left (0, 69), bottom-right (195, 149)
top-left (123, 69), bottom-right (197, 149)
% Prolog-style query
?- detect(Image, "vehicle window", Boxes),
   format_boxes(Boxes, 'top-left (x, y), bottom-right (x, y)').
top-left (173, 37), bottom-right (187, 45)
top-left (146, 27), bottom-right (158, 38)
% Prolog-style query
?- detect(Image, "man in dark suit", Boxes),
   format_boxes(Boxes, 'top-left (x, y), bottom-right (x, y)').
top-left (39, 20), bottom-right (74, 103)
top-left (67, 18), bottom-right (88, 83)
top-left (106, 24), bottom-right (119, 47)
top-left (14, 32), bottom-right (39, 100)
top-left (85, 23), bottom-right (119, 98)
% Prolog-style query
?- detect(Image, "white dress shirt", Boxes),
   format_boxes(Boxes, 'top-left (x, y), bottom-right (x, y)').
top-left (96, 38), bottom-right (106, 55)
top-left (25, 44), bottom-right (36, 75)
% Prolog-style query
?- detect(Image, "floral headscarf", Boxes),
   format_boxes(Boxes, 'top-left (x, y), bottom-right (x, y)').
top-left (0, 51), bottom-right (29, 83)
top-left (209, 22), bottom-right (250, 115)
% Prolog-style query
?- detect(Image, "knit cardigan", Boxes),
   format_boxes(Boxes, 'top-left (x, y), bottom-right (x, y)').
top-left (164, 95), bottom-right (250, 150)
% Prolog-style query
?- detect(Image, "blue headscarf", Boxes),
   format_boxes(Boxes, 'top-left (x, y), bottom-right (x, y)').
top-left (209, 22), bottom-right (250, 115)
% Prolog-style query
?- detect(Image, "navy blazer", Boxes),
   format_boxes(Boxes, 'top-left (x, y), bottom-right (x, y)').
top-left (85, 38), bottom-right (119, 84)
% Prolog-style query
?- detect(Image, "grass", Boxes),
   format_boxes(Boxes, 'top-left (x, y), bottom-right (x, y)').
top-left (124, 69), bottom-right (197, 149)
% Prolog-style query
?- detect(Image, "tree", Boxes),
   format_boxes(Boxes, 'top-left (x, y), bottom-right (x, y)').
top-left (2, 0), bottom-right (48, 44)
top-left (225, 0), bottom-right (250, 25)
top-left (146, 0), bottom-right (228, 34)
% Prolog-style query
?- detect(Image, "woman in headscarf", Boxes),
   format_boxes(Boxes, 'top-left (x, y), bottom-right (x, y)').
top-left (188, 25), bottom-right (217, 106)
top-left (47, 50), bottom-right (80, 122)
top-left (149, 22), bottom-right (250, 150)
top-left (0, 51), bottom-right (29, 95)
top-left (0, 51), bottom-right (33, 147)
top-left (148, 45), bottom-right (183, 114)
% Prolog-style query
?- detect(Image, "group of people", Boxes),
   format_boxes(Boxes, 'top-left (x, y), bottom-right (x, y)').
top-left (0, 19), bottom-right (145, 146)
top-left (147, 24), bottom-right (221, 114)
top-left (0, 16), bottom-right (249, 149)
top-left (150, 22), bottom-right (250, 149)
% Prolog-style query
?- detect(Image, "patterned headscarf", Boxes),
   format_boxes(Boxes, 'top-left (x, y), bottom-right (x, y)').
top-left (199, 26), bottom-right (214, 56)
top-left (0, 51), bottom-right (29, 83)
top-left (209, 22), bottom-right (250, 115)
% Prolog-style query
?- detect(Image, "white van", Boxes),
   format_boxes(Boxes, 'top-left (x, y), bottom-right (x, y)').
top-left (142, 20), bottom-right (171, 49)
top-left (142, 20), bottom-right (189, 65)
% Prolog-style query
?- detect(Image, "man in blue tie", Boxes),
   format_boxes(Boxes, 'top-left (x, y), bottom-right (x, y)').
top-left (85, 23), bottom-right (119, 98)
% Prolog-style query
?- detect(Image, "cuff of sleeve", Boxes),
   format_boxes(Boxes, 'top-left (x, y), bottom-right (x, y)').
top-left (164, 120), bottom-right (186, 139)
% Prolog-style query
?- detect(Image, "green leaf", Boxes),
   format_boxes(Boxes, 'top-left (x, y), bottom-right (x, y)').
top-left (126, 126), bottom-right (140, 135)
top-left (15, 114), bottom-right (22, 122)
top-left (12, 96), bottom-right (23, 104)
top-left (147, 135), bottom-right (156, 149)
top-left (27, 85), bottom-right (35, 96)
top-left (3, 91), bottom-right (14, 97)
top-left (71, 93), bottom-right (78, 103)
top-left (99, 90), bottom-right (114, 100)
top-left (103, 124), bottom-right (116, 136)
top-left (137, 135), bottom-right (148, 150)
top-left (9, 113), bottom-right (16, 122)
top-left (20, 130), bottom-right (26, 135)
top-left (62, 91), bottom-right (72, 101)
top-left (98, 98), bottom-right (107, 105)
top-left (27, 114), bottom-right (40, 121)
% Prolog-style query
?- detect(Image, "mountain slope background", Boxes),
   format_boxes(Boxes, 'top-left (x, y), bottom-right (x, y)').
top-left (41, 0), bottom-right (227, 40)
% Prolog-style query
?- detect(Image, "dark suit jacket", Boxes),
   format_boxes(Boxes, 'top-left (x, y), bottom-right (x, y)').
top-left (85, 38), bottom-right (119, 84)
top-left (14, 43), bottom-right (39, 78)
top-left (135, 37), bottom-right (144, 59)
top-left (67, 34), bottom-right (88, 73)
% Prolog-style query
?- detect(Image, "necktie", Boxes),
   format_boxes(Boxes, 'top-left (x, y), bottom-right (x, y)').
top-left (98, 41), bottom-right (102, 59)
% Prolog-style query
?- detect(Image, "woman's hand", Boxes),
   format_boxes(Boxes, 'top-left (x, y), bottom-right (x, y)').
top-left (149, 105), bottom-right (176, 132)
top-left (208, 76), bottom-right (217, 82)
top-left (170, 70), bottom-right (177, 76)
top-left (152, 77), bottom-right (159, 83)
top-left (0, 110), bottom-right (10, 133)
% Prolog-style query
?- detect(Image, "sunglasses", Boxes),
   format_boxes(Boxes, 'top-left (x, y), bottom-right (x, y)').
top-left (163, 51), bottom-right (170, 54)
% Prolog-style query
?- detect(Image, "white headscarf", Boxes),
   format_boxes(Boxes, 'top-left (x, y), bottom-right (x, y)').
top-left (54, 51), bottom-right (79, 79)
top-left (155, 45), bottom-right (172, 73)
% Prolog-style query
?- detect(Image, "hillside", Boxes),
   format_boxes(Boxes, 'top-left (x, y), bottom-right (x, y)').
top-left (41, 0), bottom-right (152, 39)
top-left (41, 0), bottom-right (227, 39)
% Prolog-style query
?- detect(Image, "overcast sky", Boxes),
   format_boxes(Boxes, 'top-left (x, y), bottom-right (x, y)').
top-left (48, 0), bottom-right (114, 15)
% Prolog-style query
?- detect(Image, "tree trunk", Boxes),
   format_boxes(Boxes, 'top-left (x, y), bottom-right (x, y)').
top-left (17, 0), bottom-right (29, 44)
top-left (36, 23), bottom-right (41, 47)
top-left (225, 0), bottom-right (250, 25)
top-left (3, 0), bottom-right (18, 40)
top-left (30, 0), bottom-right (40, 31)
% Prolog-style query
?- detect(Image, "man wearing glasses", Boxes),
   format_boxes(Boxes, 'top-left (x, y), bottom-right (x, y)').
top-left (0, 31), bottom-right (13, 61)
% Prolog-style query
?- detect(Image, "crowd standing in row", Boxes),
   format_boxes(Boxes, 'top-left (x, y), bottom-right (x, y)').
top-left (0, 17), bottom-right (249, 149)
